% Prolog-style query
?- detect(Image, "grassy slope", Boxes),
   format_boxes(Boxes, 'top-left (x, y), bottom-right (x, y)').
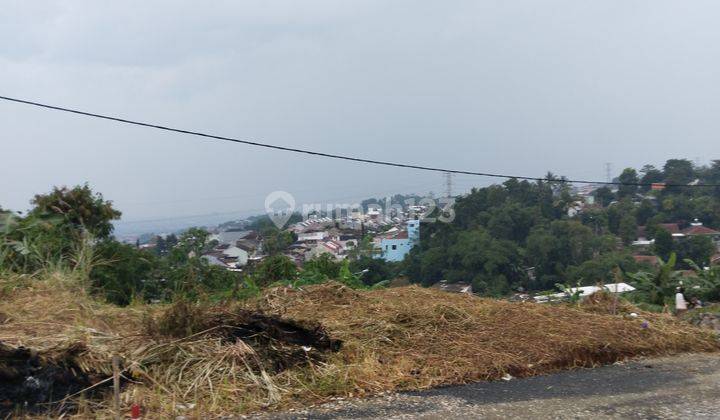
top-left (0, 275), bottom-right (717, 417)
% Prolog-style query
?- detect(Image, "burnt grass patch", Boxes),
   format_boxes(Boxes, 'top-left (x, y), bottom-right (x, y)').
top-left (147, 300), bottom-right (343, 373)
top-left (0, 341), bottom-right (111, 416)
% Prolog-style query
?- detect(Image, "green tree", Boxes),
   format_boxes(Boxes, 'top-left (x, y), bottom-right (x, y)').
top-left (442, 228), bottom-right (523, 296)
top-left (29, 184), bottom-right (121, 239)
top-left (677, 236), bottom-right (715, 267)
top-left (685, 261), bottom-right (720, 301)
top-left (618, 214), bottom-right (638, 245)
top-left (262, 228), bottom-right (296, 255)
top-left (580, 208), bottom-right (608, 235)
top-left (176, 227), bottom-right (211, 258)
top-left (350, 256), bottom-right (401, 286)
top-left (635, 199), bottom-right (656, 226)
top-left (663, 159), bottom-right (695, 191)
top-left (653, 228), bottom-right (674, 260)
top-left (253, 255), bottom-right (297, 286)
top-left (165, 234), bottom-right (179, 249)
top-left (0, 210), bottom-right (69, 271)
top-left (702, 160), bottom-right (720, 197)
top-left (565, 252), bottom-right (637, 285)
top-left (593, 187), bottom-right (615, 207)
top-left (91, 240), bottom-right (159, 305)
top-left (162, 257), bottom-right (238, 298)
top-left (617, 168), bottom-right (639, 198)
top-left (155, 236), bottom-right (167, 256)
top-left (303, 253), bottom-right (341, 279)
top-left (639, 165), bottom-right (664, 192)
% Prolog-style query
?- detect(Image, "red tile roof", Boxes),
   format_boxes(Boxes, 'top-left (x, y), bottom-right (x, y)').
top-left (380, 230), bottom-right (409, 240)
top-left (682, 225), bottom-right (720, 236)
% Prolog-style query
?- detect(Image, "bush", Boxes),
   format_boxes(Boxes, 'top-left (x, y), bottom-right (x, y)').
top-left (90, 240), bottom-right (159, 305)
top-left (252, 255), bottom-right (298, 287)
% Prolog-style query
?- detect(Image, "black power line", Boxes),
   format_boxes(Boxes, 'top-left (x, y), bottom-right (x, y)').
top-left (1, 94), bottom-right (718, 188)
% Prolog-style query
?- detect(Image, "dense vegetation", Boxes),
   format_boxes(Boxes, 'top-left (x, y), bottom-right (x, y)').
top-left (403, 159), bottom-right (720, 297)
top-left (2, 158), bottom-right (719, 308)
top-left (0, 185), bottom-right (382, 305)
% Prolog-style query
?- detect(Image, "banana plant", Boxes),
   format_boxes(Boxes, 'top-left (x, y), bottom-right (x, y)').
top-left (626, 253), bottom-right (681, 306)
top-left (685, 258), bottom-right (720, 300)
top-left (555, 279), bottom-right (584, 304)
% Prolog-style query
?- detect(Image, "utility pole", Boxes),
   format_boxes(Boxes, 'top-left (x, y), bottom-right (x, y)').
top-left (444, 172), bottom-right (453, 198)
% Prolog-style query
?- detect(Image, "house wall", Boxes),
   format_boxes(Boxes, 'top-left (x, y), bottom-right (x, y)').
top-left (407, 220), bottom-right (420, 242)
top-left (379, 238), bottom-right (413, 262)
top-left (379, 220), bottom-right (421, 262)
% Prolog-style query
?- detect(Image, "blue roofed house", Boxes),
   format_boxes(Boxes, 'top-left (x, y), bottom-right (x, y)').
top-left (378, 220), bottom-right (420, 262)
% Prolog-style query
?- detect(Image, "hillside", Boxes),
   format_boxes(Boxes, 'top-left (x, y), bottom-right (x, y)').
top-left (1, 274), bottom-right (717, 417)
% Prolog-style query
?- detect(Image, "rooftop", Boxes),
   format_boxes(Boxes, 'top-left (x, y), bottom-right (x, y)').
top-left (683, 225), bottom-right (720, 236)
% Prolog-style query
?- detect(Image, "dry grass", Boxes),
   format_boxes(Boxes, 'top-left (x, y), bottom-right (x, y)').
top-left (1, 276), bottom-right (718, 418)
top-left (248, 284), bottom-right (718, 392)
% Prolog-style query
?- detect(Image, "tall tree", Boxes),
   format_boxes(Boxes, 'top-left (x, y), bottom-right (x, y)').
top-left (677, 236), bottom-right (715, 267)
top-left (663, 159), bottom-right (695, 190)
top-left (653, 228), bottom-right (674, 260)
top-left (155, 236), bottom-right (167, 256)
top-left (635, 199), bottom-right (656, 226)
top-left (618, 214), bottom-right (638, 245)
top-left (262, 228), bottom-right (296, 255)
top-left (29, 184), bottom-right (121, 239)
top-left (593, 187), bottom-right (615, 207)
top-left (639, 165), bottom-right (664, 192)
top-left (177, 227), bottom-right (211, 258)
top-left (165, 234), bottom-right (179, 249)
top-left (617, 168), bottom-right (639, 198)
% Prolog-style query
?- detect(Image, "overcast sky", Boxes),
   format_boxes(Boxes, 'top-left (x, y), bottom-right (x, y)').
top-left (2, 1), bottom-right (719, 235)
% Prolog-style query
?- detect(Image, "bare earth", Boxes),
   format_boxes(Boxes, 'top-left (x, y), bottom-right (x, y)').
top-left (258, 353), bottom-right (720, 419)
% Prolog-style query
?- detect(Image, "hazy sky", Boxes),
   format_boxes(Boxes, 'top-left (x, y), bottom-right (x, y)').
top-left (2, 1), bottom-right (719, 234)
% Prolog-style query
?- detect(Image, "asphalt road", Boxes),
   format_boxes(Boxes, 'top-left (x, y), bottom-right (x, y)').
top-left (261, 353), bottom-right (720, 419)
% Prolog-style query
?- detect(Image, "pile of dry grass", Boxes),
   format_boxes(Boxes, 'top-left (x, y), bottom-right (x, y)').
top-left (248, 283), bottom-right (718, 394)
top-left (1, 276), bottom-right (717, 418)
top-left (580, 290), bottom-right (641, 315)
top-left (0, 272), bottom-right (146, 374)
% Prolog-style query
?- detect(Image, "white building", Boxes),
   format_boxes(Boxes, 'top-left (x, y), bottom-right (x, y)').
top-left (297, 231), bottom-right (327, 242)
top-left (222, 246), bottom-right (249, 266)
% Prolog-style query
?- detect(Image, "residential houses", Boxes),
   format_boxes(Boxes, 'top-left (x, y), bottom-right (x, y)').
top-left (633, 220), bottom-right (720, 249)
top-left (200, 200), bottom-right (430, 271)
top-left (377, 219), bottom-right (420, 262)
top-left (202, 229), bottom-right (264, 269)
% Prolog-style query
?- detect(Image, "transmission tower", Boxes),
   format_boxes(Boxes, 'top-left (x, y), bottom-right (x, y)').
top-left (444, 172), bottom-right (453, 198)
top-left (605, 162), bottom-right (613, 184)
